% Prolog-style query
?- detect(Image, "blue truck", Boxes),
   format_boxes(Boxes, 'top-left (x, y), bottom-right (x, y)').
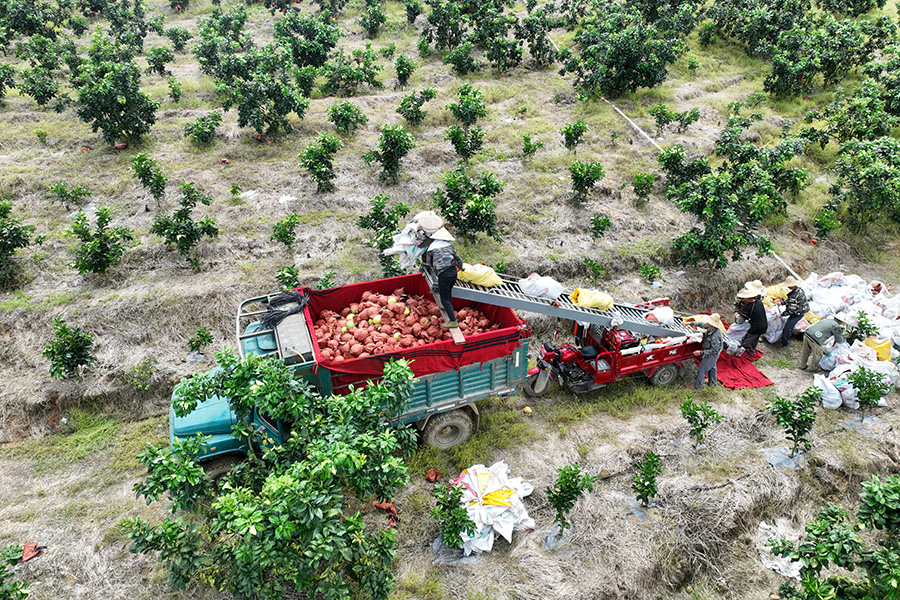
top-left (170, 274), bottom-right (532, 474)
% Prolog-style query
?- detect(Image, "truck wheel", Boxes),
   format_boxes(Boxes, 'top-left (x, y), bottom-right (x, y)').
top-left (649, 364), bottom-right (678, 387)
top-left (523, 370), bottom-right (551, 397)
top-left (203, 455), bottom-right (241, 489)
top-left (422, 410), bottom-right (474, 449)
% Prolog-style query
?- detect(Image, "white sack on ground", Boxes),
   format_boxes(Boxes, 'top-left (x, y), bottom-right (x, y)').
top-left (450, 461), bottom-right (535, 556)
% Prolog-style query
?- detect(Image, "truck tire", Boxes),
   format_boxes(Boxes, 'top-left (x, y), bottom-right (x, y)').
top-left (422, 410), bottom-right (474, 449)
top-left (203, 454), bottom-right (241, 489)
top-left (523, 370), bottom-right (551, 397)
top-left (649, 364), bottom-right (678, 387)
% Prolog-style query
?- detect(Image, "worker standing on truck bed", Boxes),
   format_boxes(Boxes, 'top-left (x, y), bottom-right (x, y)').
top-left (418, 212), bottom-right (463, 329)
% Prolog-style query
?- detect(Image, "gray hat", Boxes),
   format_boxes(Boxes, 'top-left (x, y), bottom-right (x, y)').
top-left (417, 211), bottom-right (443, 232)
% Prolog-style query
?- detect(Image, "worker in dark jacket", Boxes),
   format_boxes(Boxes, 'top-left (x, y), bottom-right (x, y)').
top-left (799, 314), bottom-right (847, 370)
top-left (779, 276), bottom-right (809, 346)
top-left (692, 314), bottom-right (724, 389)
top-left (733, 280), bottom-right (765, 320)
top-left (418, 212), bottom-right (463, 328)
top-left (735, 288), bottom-right (767, 356)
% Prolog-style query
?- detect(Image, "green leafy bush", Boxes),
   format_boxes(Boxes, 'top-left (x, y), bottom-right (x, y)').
top-left (420, 0), bottom-right (467, 53)
top-left (394, 54), bottom-right (417, 87)
top-left (357, 0), bottom-right (386, 38)
top-left (569, 161), bottom-right (605, 202)
top-left (19, 67), bottom-right (60, 107)
top-left (187, 327), bottom-right (213, 353)
top-left (270, 214), bottom-right (302, 250)
top-left (300, 133), bottom-right (343, 193)
top-left (318, 269), bottom-right (337, 288)
top-left (363, 125), bottom-right (416, 182)
top-left (127, 354), bottom-right (416, 599)
top-left (632, 172), bottom-right (654, 205)
top-left (846, 367), bottom-right (892, 421)
top-left (589, 215), bottom-right (611, 238)
top-left (844, 311), bottom-right (880, 344)
top-left (164, 27), bottom-right (193, 52)
top-left (632, 451), bottom-right (662, 506)
top-left (70, 208), bottom-right (134, 275)
top-left (516, 4), bottom-right (558, 68)
top-left (444, 42), bottom-right (481, 76)
top-left (167, 77), bottom-right (182, 103)
top-left (276, 265), bottom-right (301, 289)
top-left (273, 11), bottom-right (342, 69)
top-left (130, 152), bottom-right (168, 206)
top-left (150, 183), bottom-right (219, 269)
top-left (445, 83), bottom-right (486, 128)
top-left (1, 544), bottom-right (28, 600)
top-left (183, 111), bottom-right (223, 145)
top-left (396, 88), bottom-right (437, 125)
top-left (584, 257), bottom-right (606, 280)
top-left (679, 395), bottom-right (723, 446)
top-left (522, 134), bottom-right (544, 157)
top-left (379, 43), bottom-right (396, 59)
top-left (560, 120), bottom-right (587, 152)
top-left (320, 43), bottom-right (384, 96)
top-left (769, 475), bottom-right (900, 600)
top-left (445, 124), bottom-right (484, 161)
top-left (43, 316), bottom-right (95, 380)
top-left (327, 101), bottom-right (368, 135)
top-left (431, 482), bottom-right (477, 548)
top-left (559, 8), bottom-right (685, 97)
top-left (0, 63), bottom-right (16, 101)
top-left (49, 181), bottom-right (91, 210)
top-left (75, 59), bottom-right (159, 145)
top-left (358, 194), bottom-right (410, 277)
top-left (546, 464), bottom-right (596, 529)
top-left (432, 165), bottom-right (504, 241)
top-left (124, 356), bottom-right (158, 391)
top-left (0, 200), bottom-right (35, 289)
top-left (767, 386), bottom-right (820, 456)
top-left (404, 0), bottom-right (423, 24)
top-left (484, 37), bottom-right (523, 75)
top-left (648, 103), bottom-right (699, 136)
top-left (639, 263), bottom-right (662, 283)
top-left (145, 45), bottom-right (175, 76)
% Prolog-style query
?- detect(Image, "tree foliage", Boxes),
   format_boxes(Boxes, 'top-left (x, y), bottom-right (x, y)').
top-left (569, 161), bottom-right (605, 202)
top-left (431, 482), bottom-right (478, 547)
top-left (130, 152), bottom-right (168, 206)
top-left (767, 386), bottom-right (820, 457)
top-left (445, 83), bottom-right (486, 128)
top-left (396, 88), bottom-right (437, 125)
top-left (358, 194), bottom-right (410, 277)
top-left (75, 59), bottom-right (159, 145)
top-left (0, 200), bottom-right (35, 289)
top-left (42, 316), bottom-right (95, 380)
top-left (126, 353), bottom-right (416, 600)
top-left (150, 183), bottom-right (219, 269)
top-left (70, 208), bottom-right (134, 275)
top-left (300, 133), bottom-right (343, 193)
top-left (546, 464), bottom-right (595, 530)
top-left (432, 164), bottom-right (504, 240)
top-left (320, 44), bottom-right (384, 97)
top-left (363, 125), bottom-right (416, 182)
top-left (1, 544), bottom-right (28, 600)
top-left (679, 395), bottom-right (723, 447)
top-left (559, 8), bottom-right (686, 97)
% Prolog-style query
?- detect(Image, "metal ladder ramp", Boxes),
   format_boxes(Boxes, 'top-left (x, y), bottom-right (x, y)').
top-left (424, 270), bottom-right (696, 339)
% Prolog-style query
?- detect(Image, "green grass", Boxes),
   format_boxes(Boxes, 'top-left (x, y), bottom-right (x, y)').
top-left (390, 572), bottom-right (443, 600)
top-left (540, 379), bottom-right (695, 426)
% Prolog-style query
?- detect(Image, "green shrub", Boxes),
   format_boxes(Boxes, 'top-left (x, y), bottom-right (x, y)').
top-left (320, 43), bottom-right (384, 96)
top-left (767, 387), bottom-right (820, 456)
top-left (276, 265), bottom-right (301, 289)
top-left (445, 124), bottom-right (484, 161)
top-left (379, 43), bottom-right (396, 59)
top-left (446, 83), bottom-right (486, 128)
top-left (1, 545), bottom-right (28, 600)
top-left (130, 152), bottom-right (168, 206)
top-left (150, 183), bottom-right (219, 269)
top-left (164, 26), bottom-right (193, 52)
top-left (363, 125), bottom-right (416, 182)
top-left (358, 194), bottom-right (410, 277)
top-left (43, 316), bottom-right (95, 380)
top-left (522, 134), bottom-right (544, 157)
top-left (546, 464), bottom-right (596, 529)
top-left (639, 263), bottom-right (662, 283)
top-left (187, 327), bottom-right (213, 353)
top-left (183, 111), bottom-right (223, 145)
top-left (632, 450), bottom-right (662, 506)
top-left (560, 120), bottom-right (587, 152)
top-left (584, 257), bottom-right (605, 280)
top-left (145, 45), bottom-right (175, 76)
top-left (270, 214), bottom-right (302, 250)
top-left (48, 181), bottom-right (91, 210)
top-left (679, 395), bottom-right (723, 447)
top-left (632, 172), bottom-right (655, 205)
top-left (403, 0), bottom-right (422, 24)
top-left (124, 356), bottom-right (158, 391)
top-left (431, 482), bottom-right (477, 548)
top-left (357, 0), bottom-right (386, 38)
top-left (569, 161), bottom-right (605, 202)
top-left (444, 42), bottom-right (481, 76)
top-left (589, 215), bottom-right (611, 238)
top-left (846, 367), bottom-right (892, 422)
top-left (300, 133), bottom-right (343, 193)
top-left (75, 59), bottom-right (159, 145)
top-left (844, 311), bottom-right (880, 344)
top-left (432, 165), bottom-right (504, 241)
top-left (19, 67), bottom-right (60, 107)
top-left (0, 201), bottom-right (35, 289)
top-left (394, 54), bottom-right (417, 87)
top-left (70, 208), bottom-right (134, 275)
top-left (0, 63), bottom-right (16, 101)
top-left (327, 101), bottom-right (368, 135)
top-left (167, 77), bottom-right (182, 103)
top-left (396, 88), bottom-right (437, 125)
top-left (318, 269), bottom-right (337, 288)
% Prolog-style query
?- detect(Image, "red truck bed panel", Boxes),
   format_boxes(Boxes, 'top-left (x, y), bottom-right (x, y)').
top-left (302, 273), bottom-right (528, 390)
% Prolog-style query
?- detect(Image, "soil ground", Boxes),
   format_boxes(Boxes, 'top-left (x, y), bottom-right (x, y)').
top-left (2, 0), bottom-right (900, 598)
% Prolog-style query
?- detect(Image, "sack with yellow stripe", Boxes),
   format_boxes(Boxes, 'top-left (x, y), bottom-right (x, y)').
top-left (570, 288), bottom-right (613, 311)
top-left (457, 263), bottom-right (503, 287)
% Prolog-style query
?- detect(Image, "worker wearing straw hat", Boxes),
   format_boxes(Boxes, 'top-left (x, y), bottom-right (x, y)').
top-left (778, 276), bottom-right (809, 346)
top-left (735, 287), bottom-right (767, 356)
top-left (418, 212), bottom-right (463, 328)
top-left (691, 313), bottom-right (724, 389)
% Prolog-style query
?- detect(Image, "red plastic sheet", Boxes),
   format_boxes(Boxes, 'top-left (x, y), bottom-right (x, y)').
top-left (302, 273), bottom-right (528, 393)
top-left (713, 352), bottom-right (773, 390)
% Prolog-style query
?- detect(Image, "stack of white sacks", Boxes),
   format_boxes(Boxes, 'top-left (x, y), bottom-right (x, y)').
top-left (727, 272), bottom-right (900, 408)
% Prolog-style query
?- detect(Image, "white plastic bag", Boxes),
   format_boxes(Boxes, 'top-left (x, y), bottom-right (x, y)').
top-left (814, 374), bottom-right (842, 409)
top-left (518, 273), bottom-right (565, 300)
top-left (648, 306), bottom-right (675, 326)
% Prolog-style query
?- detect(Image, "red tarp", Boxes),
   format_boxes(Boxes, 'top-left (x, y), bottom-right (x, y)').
top-left (713, 352), bottom-right (773, 390)
top-left (302, 273), bottom-right (528, 393)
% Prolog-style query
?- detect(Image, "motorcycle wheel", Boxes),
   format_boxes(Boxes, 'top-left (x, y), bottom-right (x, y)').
top-left (523, 370), bottom-right (552, 397)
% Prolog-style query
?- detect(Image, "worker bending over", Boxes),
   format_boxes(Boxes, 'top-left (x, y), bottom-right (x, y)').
top-left (418, 212), bottom-right (463, 329)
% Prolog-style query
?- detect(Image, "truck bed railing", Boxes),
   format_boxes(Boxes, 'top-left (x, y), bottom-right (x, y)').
top-left (424, 268), bottom-right (697, 339)
top-left (236, 294), bottom-right (316, 364)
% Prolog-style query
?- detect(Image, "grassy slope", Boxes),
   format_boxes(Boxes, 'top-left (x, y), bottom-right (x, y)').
top-left (1, 0), bottom-right (900, 598)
